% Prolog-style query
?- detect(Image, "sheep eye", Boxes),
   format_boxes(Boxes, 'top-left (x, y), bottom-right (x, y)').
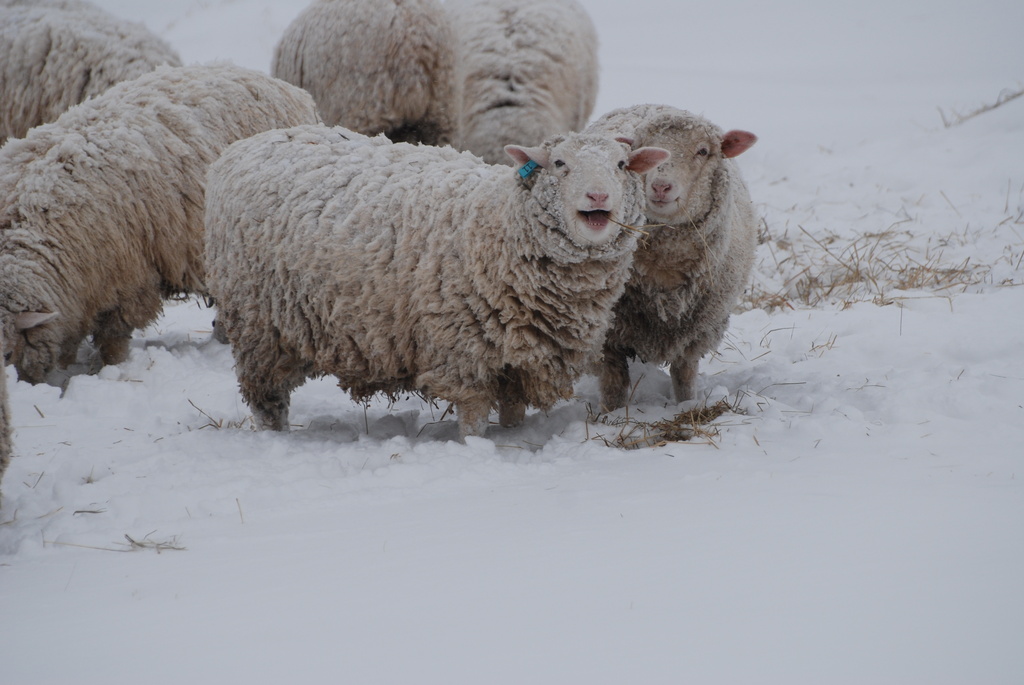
top-left (553, 160), bottom-right (565, 168)
top-left (697, 148), bottom-right (709, 157)
top-left (617, 160), bottom-right (626, 169)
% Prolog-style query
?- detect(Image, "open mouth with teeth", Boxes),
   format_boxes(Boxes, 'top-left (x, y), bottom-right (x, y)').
top-left (579, 209), bottom-right (611, 230)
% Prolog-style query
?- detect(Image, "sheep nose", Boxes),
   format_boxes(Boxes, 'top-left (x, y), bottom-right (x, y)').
top-left (652, 182), bottom-right (673, 195)
top-left (587, 192), bottom-right (609, 206)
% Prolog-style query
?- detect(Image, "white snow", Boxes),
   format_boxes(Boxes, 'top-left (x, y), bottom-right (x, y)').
top-left (2, 1), bottom-right (1023, 683)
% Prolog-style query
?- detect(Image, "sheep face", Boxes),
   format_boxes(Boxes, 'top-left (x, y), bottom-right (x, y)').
top-left (639, 123), bottom-right (756, 225)
top-left (505, 135), bottom-right (670, 248)
top-left (0, 309), bottom-right (59, 383)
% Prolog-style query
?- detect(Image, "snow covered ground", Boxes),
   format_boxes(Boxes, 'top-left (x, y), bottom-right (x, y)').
top-left (2, 1), bottom-right (1023, 683)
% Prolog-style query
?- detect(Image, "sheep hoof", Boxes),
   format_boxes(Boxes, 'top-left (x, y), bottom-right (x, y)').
top-left (250, 400), bottom-right (290, 431)
top-left (254, 411), bottom-right (289, 431)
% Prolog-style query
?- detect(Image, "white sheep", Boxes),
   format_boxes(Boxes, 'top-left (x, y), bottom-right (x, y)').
top-left (271, 0), bottom-right (456, 146)
top-left (0, 63), bottom-right (320, 385)
top-left (586, 104), bottom-right (759, 411)
top-left (446, 0), bottom-right (599, 165)
top-left (0, 0), bottom-right (182, 144)
top-left (204, 125), bottom-right (669, 439)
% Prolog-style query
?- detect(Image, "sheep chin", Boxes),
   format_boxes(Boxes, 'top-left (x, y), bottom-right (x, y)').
top-left (645, 201), bottom-right (682, 224)
top-left (573, 210), bottom-right (617, 245)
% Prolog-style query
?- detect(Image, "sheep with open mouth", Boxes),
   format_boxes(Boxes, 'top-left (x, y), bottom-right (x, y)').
top-left (204, 125), bottom-right (669, 439)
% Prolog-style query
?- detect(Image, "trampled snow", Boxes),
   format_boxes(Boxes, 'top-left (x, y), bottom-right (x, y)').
top-left (2, 1), bottom-right (1022, 683)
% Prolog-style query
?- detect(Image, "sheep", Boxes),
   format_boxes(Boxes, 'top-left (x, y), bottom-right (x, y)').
top-left (0, 0), bottom-right (182, 144)
top-left (586, 104), bottom-right (758, 411)
top-left (271, 0), bottom-right (456, 146)
top-left (446, 0), bottom-right (599, 165)
top-left (204, 125), bottom-right (670, 439)
top-left (0, 63), bottom-right (320, 385)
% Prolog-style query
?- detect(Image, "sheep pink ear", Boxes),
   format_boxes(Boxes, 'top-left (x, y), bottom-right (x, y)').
top-left (721, 130), bottom-right (757, 158)
top-left (504, 144), bottom-right (549, 169)
top-left (615, 136), bottom-right (635, 147)
top-left (626, 147), bottom-right (670, 174)
top-left (15, 311), bottom-right (58, 330)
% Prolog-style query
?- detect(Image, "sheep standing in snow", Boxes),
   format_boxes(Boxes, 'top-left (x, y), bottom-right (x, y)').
top-left (0, 64), bottom-right (320, 385)
top-left (0, 0), bottom-right (181, 144)
top-left (272, 0), bottom-right (456, 146)
top-left (446, 0), bottom-right (599, 165)
top-left (586, 105), bottom-right (758, 411)
top-left (205, 125), bottom-right (669, 439)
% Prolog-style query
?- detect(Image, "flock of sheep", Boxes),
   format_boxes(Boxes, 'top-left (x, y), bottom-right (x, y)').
top-left (0, 0), bottom-right (760, 497)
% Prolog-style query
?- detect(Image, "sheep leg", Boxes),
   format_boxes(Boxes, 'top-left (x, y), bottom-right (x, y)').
top-left (241, 383), bottom-right (292, 431)
top-left (237, 359), bottom-right (305, 431)
top-left (498, 400), bottom-right (526, 428)
top-left (92, 308), bottom-right (134, 368)
top-left (497, 371), bottom-right (526, 428)
top-left (670, 355), bottom-right (698, 403)
top-left (229, 320), bottom-right (310, 431)
top-left (456, 396), bottom-right (491, 440)
top-left (597, 346), bottom-right (630, 412)
top-left (97, 335), bottom-right (131, 369)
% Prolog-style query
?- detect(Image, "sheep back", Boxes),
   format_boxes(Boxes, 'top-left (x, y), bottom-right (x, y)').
top-left (0, 0), bottom-right (182, 144)
top-left (271, 0), bottom-right (456, 146)
top-left (0, 63), bottom-right (320, 384)
top-left (588, 105), bottom-right (759, 408)
top-left (205, 125), bottom-right (655, 438)
top-left (447, 0), bottom-right (599, 164)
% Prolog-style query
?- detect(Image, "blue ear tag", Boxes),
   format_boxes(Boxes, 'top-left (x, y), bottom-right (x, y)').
top-left (518, 160), bottom-right (539, 179)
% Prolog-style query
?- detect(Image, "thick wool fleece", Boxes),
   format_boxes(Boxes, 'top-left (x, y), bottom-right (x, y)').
top-left (446, 0), bottom-right (599, 164)
top-left (0, 63), bottom-right (319, 384)
top-left (272, 0), bottom-right (456, 145)
top-left (205, 126), bottom-right (651, 438)
top-left (0, 0), bottom-right (181, 144)
top-left (587, 104), bottom-right (759, 409)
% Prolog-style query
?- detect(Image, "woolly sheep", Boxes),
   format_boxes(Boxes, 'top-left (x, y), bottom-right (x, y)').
top-left (0, 63), bottom-right (320, 385)
top-left (271, 0), bottom-right (456, 146)
top-left (205, 125), bottom-right (669, 439)
top-left (446, 0), bottom-right (599, 165)
top-left (0, 0), bottom-right (182, 144)
top-left (586, 104), bottom-right (759, 411)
